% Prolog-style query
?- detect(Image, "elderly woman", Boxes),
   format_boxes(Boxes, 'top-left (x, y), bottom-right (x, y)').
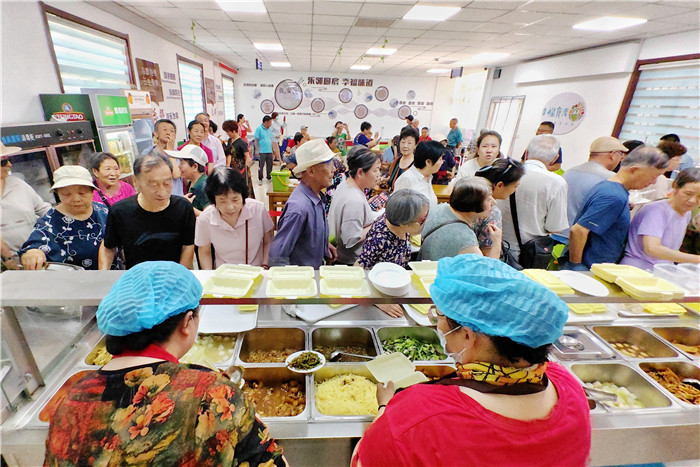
top-left (1, 144), bottom-right (51, 269)
top-left (622, 168), bottom-right (700, 269)
top-left (178, 120), bottom-right (214, 173)
top-left (328, 147), bottom-right (381, 264)
top-left (456, 130), bottom-right (502, 180)
top-left (473, 158), bottom-right (525, 257)
top-left (386, 127), bottom-right (418, 189)
top-left (43, 261), bottom-right (286, 465)
top-left (19, 165), bottom-right (108, 270)
top-left (90, 152), bottom-right (136, 207)
top-left (419, 177), bottom-right (500, 261)
top-left (353, 255), bottom-right (591, 467)
top-left (195, 167), bottom-right (273, 268)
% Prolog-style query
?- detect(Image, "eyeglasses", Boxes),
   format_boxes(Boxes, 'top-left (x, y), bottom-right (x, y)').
top-left (427, 305), bottom-right (443, 325)
top-left (475, 158), bottom-right (514, 185)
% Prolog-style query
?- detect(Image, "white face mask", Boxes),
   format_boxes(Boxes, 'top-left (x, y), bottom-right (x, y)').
top-left (436, 326), bottom-right (466, 363)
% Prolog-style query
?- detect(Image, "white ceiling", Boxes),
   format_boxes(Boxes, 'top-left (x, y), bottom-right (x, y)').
top-left (112, 0), bottom-right (700, 75)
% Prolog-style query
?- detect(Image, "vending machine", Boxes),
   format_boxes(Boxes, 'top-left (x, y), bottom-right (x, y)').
top-left (123, 89), bottom-right (155, 156)
top-left (41, 93), bottom-right (138, 176)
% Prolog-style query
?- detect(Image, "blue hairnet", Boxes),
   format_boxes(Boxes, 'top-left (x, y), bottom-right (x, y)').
top-left (97, 261), bottom-right (203, 336)
top-left (430, 255), bottom-right (567, 348)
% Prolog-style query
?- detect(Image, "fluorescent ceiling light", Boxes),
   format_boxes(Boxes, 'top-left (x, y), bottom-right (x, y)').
top-left (366, 48), bottom-right (396, 56)
top-left (403, 5), bottom-right (460, 22)
top-left (350, 65), bottom-right (371, 70)
top-left (254, 43), bottom-right (283, 51)
top-left (216, 1), bottom-right (266, 14)
top-left (427, 69), bottom-right (450, 74)
top-left (469, 52), bottom-right (510, 62)
top-left (573, 16), bottom-right (647, 31)
top-left (270, 61), bottom-right (291, 68)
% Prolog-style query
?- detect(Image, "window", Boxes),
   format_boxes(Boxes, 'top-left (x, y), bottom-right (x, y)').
top-left (615, 54), bottom-right (700, 163)
top-left (485, 96), bottom-right (526, 157)
top-left (222, 75), bottom-right (236, 121)
top-left (177, 56), bottom-right (205, 125)
top-left (42, 4), bottom-right (134, 93)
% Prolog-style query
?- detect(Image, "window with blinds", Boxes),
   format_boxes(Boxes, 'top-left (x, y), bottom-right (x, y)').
top-left (222, 76), bottom-right (236, 121)
top-left (45, 12), bottom-right (133, 93)
top-left (178, 58), bottom-right (205, 125)
top-left (617, 58), bottom-right (699, 163)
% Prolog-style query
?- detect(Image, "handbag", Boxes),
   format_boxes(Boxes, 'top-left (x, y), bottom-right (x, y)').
top-left (509, 194), bottom-right (556, 269)
top-left (500, 239), bottom-right (523, 270)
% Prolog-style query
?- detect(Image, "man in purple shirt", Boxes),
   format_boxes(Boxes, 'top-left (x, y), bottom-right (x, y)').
top-left (269, 139), bottom-right (338, 267)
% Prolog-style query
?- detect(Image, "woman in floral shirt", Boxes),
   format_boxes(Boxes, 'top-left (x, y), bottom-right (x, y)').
top-left (355, 189), bottom-right (429, 318)
top-left (44, 261), bottom-right (286, 467)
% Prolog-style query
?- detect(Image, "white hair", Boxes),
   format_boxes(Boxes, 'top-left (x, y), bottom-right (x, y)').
top-left (526, 135), bottom-right (560, 164)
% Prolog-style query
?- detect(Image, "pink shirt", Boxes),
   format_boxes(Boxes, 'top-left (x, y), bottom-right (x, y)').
top-left (92, 180), bottom-right (136, 207)
top-left (195, 200), bottom-right (274, 266)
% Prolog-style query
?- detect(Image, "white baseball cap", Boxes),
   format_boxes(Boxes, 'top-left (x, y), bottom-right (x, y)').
top-left (50, 165), bottom-right (97, 191)
top-left (166, 145), bottom-right (208, 167)
top-left (292, 139), bottom-right (334, 176)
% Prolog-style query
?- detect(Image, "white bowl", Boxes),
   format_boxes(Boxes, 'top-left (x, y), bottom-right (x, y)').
top-left (368, 262), bottom-right (411, 296)
top-left (285, 350), bottom-right (325, 373)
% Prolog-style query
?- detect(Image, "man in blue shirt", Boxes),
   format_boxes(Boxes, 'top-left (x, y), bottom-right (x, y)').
top-left (562, 146), bottom-right (669, 270)
top-left (446, 118), bottom-right (462, 155)
top-left (353, 121), bottom-right (380, 148)
top-left (269, 139), bottom-right (338, 267)
top-left (254, 115), bottom-right (273, 185)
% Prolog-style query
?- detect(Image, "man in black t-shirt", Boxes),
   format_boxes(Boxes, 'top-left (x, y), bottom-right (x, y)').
top-left (98, 154), bottom-right (195, 269)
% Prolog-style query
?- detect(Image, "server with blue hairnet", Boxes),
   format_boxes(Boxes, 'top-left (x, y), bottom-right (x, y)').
top-left (353, 255), bottom-right (591, 467)
top-left (43, 261), bottom-right (287, 466)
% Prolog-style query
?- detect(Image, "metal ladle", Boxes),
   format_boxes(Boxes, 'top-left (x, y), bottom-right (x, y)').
top-left (558, 335), bottom-right (585, 351)
top-left (328, 350), bottom-right (375, 362)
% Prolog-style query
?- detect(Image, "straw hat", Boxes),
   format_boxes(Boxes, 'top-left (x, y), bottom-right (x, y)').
top-left (292, 139), bottom-right (335, 176)
top-left (1, 142), bottom-right (21, 158)
top-left (50, 165), bottom-right (97, 191)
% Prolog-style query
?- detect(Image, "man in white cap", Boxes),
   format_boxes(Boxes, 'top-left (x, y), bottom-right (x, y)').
top-left (166, 145), bottom-right (210, 216)
top-left (269, 139), bottom-right (337, 267)
top-left (560, 136), bottom-right (628, 239)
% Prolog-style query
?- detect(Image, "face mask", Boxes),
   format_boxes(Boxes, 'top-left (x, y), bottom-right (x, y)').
top-left (436, 326), bottom-right (466, 363)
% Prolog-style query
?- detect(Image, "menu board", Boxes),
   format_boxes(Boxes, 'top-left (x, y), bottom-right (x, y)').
top-left (135, 58), bottom-right (164, 103)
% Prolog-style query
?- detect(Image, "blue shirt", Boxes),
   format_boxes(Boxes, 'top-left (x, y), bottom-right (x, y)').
top-left (255, 125), bottom-right (273, 153)
top-left (561, 161), bottom-right (614, 238)
top-left (354, 133), bottom-right (371, 146)
top-left (19, 202), bottom-right (109, 270)
top-left (447, 128), bottom-right (462, 147)
top-left (573, 180), bottom-right (630, 268)
top-left (269, 181), bottom-right (329, 268)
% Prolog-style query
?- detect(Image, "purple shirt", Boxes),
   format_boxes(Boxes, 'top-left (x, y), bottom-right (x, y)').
top-left (621, 200), bottom-right (691, 270)
top-left (269, 181), bottom-right (329, 268)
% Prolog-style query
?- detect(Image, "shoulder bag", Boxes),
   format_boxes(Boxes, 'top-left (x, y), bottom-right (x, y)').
top-left (509, 194), bottom-right (556, 269)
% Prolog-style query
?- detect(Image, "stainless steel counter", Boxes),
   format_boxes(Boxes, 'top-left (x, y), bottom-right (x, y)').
top-left (2, 270), bottom-right (699, 466)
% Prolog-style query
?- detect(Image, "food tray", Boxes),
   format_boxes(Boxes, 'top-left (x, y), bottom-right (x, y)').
top-left (202, 275), bottom-right (254, 298)
top-left (552, 326), bottom-right (615, 361)
top-left (521, 269), bottom-right (574, 295)
top-left (615, 276), bottom-right (686, 301)
top-left (266, 278), bottom-right (318, 298)
top-left (366, 353), bottom-right (428, 389)
top-left (311, 365), bottom-right (378, 420)
top-left (591, 326), bottom-right (678, 359)
top-left (319, 265), bottom-right (365, 280)
top-left (566, 304), bottom-right (617, 325)
top-left (238, 327), bottom-right (306, 364)
top-left (269, 265), bottom-right (315, 280)
top-left (408, 260), bottom-right (438, 277)
top-left (569, 362), bottom-right (674, 412)
top-left (181, 333), bottom-right (239, 368)
top-left (652, 327), bottom-right (700, 360)
top-left (240, 367), bottom-right (309, 420)
top-left (311, 327), bottom-right (378, 362)
top-left (319, 277), bottom-right (371, 298)
top-left (591, 263), bottom-right (653, 283)
top-left (638, 361), bottom-right (700, 407)
top-left (214, 264), bottom-right (264, 281)
top-left (376, 327), bottom-right (449, 363)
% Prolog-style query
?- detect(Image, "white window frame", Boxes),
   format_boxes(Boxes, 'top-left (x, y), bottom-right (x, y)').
top-left (222, 75), bottom-right (236, 121)
top-left (177, 56), bottom-right (206, 125)
top-left (485, 96), bottom-right (526, 158)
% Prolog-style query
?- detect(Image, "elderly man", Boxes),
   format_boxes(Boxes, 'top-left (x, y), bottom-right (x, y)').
top-left (560, 136), bottom-right (628, 239)
top-left (521, 121), bottom-right (563, 172)
top-left (269, 139), bottom-right (338, 267)
top-left (447, 118), bottom-right (462, 155)
top-left (498, 135), bottom-right (568, 260)
top-left (98, 153), bottom-right (195, 269)
top-left (562, 146), bottom-right (669, 270)
top-left (255, 115), bottom-right (274, 185)
top-left (195, 112), bottom-right (226, 169)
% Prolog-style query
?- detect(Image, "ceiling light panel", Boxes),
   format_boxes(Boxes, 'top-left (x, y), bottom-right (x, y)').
top-left (216, 1), bottom-right (266, 14)
top-left (427, 69), bottom-right (450, 73)
top-left (270, 61), bottom-right (291, 67)
top-left (366, 47), bottom-right (397, 55)
top-left (254, 43), bottom-right (284, 51)
top-left (350, 64), bottom-right (371, 70)
top-left (573, 16), bottom-right (647, 31)
top-left (403, 5), bottom-right (461, 22)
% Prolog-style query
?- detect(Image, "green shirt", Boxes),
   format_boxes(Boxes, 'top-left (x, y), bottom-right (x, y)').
top-left (189, 174), bottom-right (209, 211)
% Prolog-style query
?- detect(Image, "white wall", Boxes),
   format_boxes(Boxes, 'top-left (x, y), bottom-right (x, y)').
top-left (430, 70), bottom-right (488, 140)
top-left (234, 69), bottom-right (437, 140)
top-left (0, 1), bottom-right (233, 142)
top-left (477, 31), bottom-right (700, 169)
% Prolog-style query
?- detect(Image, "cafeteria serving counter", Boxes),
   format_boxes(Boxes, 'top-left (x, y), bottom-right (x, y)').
top-left (1, 270), bottom-right (698, 466)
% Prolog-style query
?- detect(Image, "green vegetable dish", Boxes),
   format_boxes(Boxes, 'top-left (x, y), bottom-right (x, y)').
top-left (288, 352), bottom-right (322, 370)
top-left (382, 336), bottom-right (446, 361)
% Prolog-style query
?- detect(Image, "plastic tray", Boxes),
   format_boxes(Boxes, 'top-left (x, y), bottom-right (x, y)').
top-left (366, 353), bottom-right (428, 389)
top-left (521, 269), bottom-right (574, 295)
top-left (319, 265), bottom-right (365, 280)
top-left (408, 260), bottom-right (438, 277)
top-left (269, 265), bottom-right (315, 280)
top-left (214, 264), bottom-right (264, 280)
top-left (568, 303), bottom-right (607, 314)
top-left (266, 278), bottom-right (318, 298)
top-left (591, 263), bottom-right (653, 283)
top-left (203, 276), bottom-right (254, 298)
top-left (615, 276), bottom-right (685, 301)
top-left (319, 277), bottom-right (371, 297)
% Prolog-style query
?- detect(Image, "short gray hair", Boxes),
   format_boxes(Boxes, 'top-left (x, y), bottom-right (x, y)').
top-left (386, 189), bottom-right (429, 226)
top-left (621, 145), bottom-right (669, 170)
top-left (134, 152), bottom-right (173, 177)
top-left (526, 135), bottom-right (560, 164)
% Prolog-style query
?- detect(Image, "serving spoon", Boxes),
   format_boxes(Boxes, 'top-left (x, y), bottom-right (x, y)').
top-left (329, 350), bottom-right (375, 362)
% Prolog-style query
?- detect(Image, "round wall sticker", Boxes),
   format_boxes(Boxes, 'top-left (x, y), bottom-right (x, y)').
top-left (339, 88), bottom-right (353, 103)
top-left (311, 98), bottom-right (325, 113)
top-left (274, 80), bottom-right (303, 111)
top-left (389, 98), bottom-right (399, 108)
top-left (354, 104), bottom-right (369, 119)
top-left (541, 92), bottom-right (586, 135)
top-left (397, 105), bottom-right (412, 119)
top-left (328, 110), bottom-right (337, 119)
top-left (375, 86), bottom-right (389, 101)
top-left (260, 99), bottom-right (275, 114)
top-left (406, 90), bottom-right (416, 99)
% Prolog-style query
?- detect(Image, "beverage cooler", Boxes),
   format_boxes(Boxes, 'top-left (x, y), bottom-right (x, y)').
top-left (124, 89), bottom-right (155, 156)
top-left (41, 93), bottom-right (138, 176)
top-left (0, 121), bottom-right (95, 203)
